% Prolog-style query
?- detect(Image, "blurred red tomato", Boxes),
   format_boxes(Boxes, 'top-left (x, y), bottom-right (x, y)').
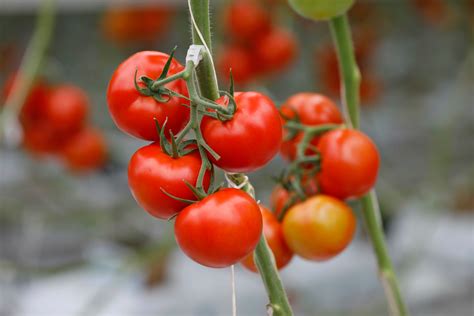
top-left (61, 127), bottom-right (107, 172)
top-left (217, 45), bottom-right (256, 85)
top-left (224, 0), bottom-right (271, 41)
top-left (255, 28), bottom-right (297, 73)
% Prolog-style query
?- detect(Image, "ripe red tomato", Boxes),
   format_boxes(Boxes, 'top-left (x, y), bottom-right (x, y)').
top-left (107, 51), bottom-right (189, 140)
top-left (2, 73), bottom-right (49, 127)
top-left (128, 143), bottom-right (210, 219)
top-left (255, 28), bottom-right (297, 73)
top-left (175, 188), bottom-right (262, 268)
top-left (271, 177), bottom-right (319, 218)
top-left (102, 5), bottom-right (173, 45)
top-left (22, 125), bottom-right (67, 156)
top-left (282, 195), bottom-right (356, 261)
top-left (201, 92), bottom-right (282, 173)
top-left (224, 0), bottom-right (271, 41)
top-left (317, 129), bottom-right (380, 199)
top-left (241, 206), bottom-right (293, 272)
top-left (280, 93), bottom-right (343, 161)
top-left (217, 45), bottom-right (256, 85)
top-left (43, 84), bottom-right (88, 135)
top-left (61, 127), bottom-right (107, 172)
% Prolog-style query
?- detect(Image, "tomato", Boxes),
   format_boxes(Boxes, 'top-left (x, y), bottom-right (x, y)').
top-left (128, 143), bottom-right (210, 219)
top-left (412, 0), bottom-right (447, 25)
top-left (280, 93), bottom-right (343, 161)
top-left (225, 0), bottom-right (271, 41)
top-left (282, 195), bottom-right (356, 261)
top-left (2, 73), bottom-right (49, 127)
top-left (241, 206), bottom-right (293, 272)
top-left (61, 127), bottom-right (107, 172)
top-left (271, 177), bottom-right (319, 218)
top-left (317, 129), bottom-right (380, 199)
top-left (175, 188), bottom-right (262, 268)
top-left (43, 84), bottom-right (88, 135)
top-left (201, 92), bottom-right (282, 173)
top-left (217, 45), bottom-right (256, 85)
top-left (288, 0), bottom-right (355, 20)
top-left (102, 5), bottom-right (173, 45)
top-left (22, 125), bottom-right (67, 156)
top-left (254, 28), bottom-right (297, 73)
top-left (107, 51), bottom-right (189, 140)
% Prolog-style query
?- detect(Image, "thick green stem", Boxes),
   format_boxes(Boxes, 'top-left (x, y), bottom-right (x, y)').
top-left (188, 1), bottom-right (293, 315)
top-left (0, 0), bottom-right (55, 143)
top-left (329, 15), bottom-right (408, 316)
top-left (189, 0), bottom-right (220, 101)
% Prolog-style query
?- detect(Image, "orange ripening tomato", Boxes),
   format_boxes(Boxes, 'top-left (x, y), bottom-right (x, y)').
top-left (102, 5), bottom-right (173, 45)
top-left (61, 127), bottom-right (107, 173)
top-left (282, 195), bottom-right (356, 261)
top-left (254, 28), bottom-right (297, 73)
top-left (241, 206), bottom-right (293, 272)
top-left (224, 0), bottom-right (272, 41)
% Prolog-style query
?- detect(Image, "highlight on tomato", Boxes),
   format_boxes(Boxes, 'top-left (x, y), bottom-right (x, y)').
top-left (128, 142), bottom-right (211, 220)
top-left (107, 51), bottom-right (190, 141)
top-left (280, 92), bottom-right (343, 161)
top-left (282, 195), bottom-right (356, 261)
top-left (174, 188), bottom-right (263, 268)
top-left (241, 206), bottom-right (293, 272)
top-left (317, 128), bottom-right (380, 200)
top-left (201, 92), bottom-right (282, 173)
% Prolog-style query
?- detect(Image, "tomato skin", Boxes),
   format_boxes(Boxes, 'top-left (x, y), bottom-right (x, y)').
top-left (43, 85), bottom-right (88, 135)
top-left (255, 28), bottom-right (297, 73)
top-left (288, 0), bottom-right (355, 20)
top-left (22, 125), bottom-right (67, 156)
top-left (280, 93), bottom-right (343, 161)
top-left (107, 51), bottom-right (189, 141)
top-left (241, 206), bottom-right (293, 272)
top-left (225, 0), bottom-right (271, 41)
top-left (61, 127), bottom-right (107, 172)
top-left (175, 188), bottom-right (263, 268)
top-left (128, 143), bottom-right (210, 219)
top-left (282, 195), bottom-right (356, 261)
top-left (217, 45), bottom-right (256, 85)
top-left (201, 92), bottom-right (282, 173)
top-left (317, 129), bottom-right (380, 200)
top-left (271, 185), bottom-right (293, 218)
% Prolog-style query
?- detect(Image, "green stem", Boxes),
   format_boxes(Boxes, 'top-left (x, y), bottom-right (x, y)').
top-left (0, 0), bottom-right (55, 143)
top-left (329, 15), bottom-right (408, 316)
top-left (188, 1), bottom-right (293, 315)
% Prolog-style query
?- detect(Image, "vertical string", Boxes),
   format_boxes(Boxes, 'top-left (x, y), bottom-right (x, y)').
top-left (231, 265), bottom-right (237, 316)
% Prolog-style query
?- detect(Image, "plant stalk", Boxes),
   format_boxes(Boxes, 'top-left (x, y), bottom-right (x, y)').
top-left (329, 14), bottom-right (408, 316)
top-left (188, 1), bottom-right (293, 315)
top-left (0, 0), bottom-right (55, 143)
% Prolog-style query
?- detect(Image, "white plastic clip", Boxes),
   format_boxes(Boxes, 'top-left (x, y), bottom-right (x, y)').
top-left (186, 44), bottom-right (205, 66)
top-left (225, 172), bottom-right (249, 190)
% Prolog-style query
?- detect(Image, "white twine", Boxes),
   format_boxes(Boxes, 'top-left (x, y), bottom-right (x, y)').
top-left (187, 0), bottom-right (219, 82)
top-left (231, 265), bottom-right (237, 316)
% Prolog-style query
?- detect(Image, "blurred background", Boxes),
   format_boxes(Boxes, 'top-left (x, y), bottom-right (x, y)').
top-left (0, 0), bottom-right (473, 315)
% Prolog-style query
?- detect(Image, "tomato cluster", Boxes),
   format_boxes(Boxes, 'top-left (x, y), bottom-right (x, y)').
top-left (217, 0), bottom-right (297, 85)
top-left (248, 92), bottom-right (381, 267)
top-left (2, 73), bottom-right (107, 172)
top-left (107, 49), bottom-right (284, 268)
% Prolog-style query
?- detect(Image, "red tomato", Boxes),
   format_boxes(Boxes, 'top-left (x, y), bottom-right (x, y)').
top-left (22, 125), bottom-right (67, 156)
top-left (282, 195), bottom-right (356, 261)
top-left (201, 92), bottom-right (282, 173)
top-left (280, 93), bottom-right (343, 161)
top-left (225, 0), bottom-right (271, 41)
top-left (102, 5), bottom-right (173, 45)
top-left (412, 0), bottom-right (448, 25)
top-left (43, 84), bottom-right (88, 135)
top-left (61, 127), bottom-right (107, 172)
top-left (241, 206), bottom-right (293, 272)
top-left (2, 73), bottom-right (49, 127)
top-left (217, 45), bottom-right (256, 85)
top-left (107, 51), bottom-right (189, 140)
top-left (271, 177), bottom-right (319, 218)
top-left (175, 188), bottom-right (262, 268)
top-left (254, 28), bottom-right (297, 73)
top-left (317, 129), bottom-right (380, 199)
top-left (128, 143), bottom-right (211, 219)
